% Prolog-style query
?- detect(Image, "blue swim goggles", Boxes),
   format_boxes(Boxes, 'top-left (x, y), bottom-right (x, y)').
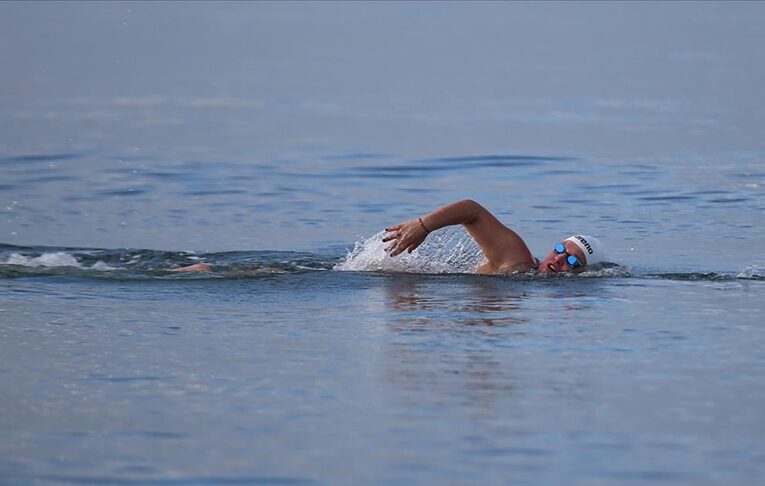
top-left (554, 243), bottom-right (583, 268)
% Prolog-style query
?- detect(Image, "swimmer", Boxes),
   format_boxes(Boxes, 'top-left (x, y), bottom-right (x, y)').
top-left (383, 199), bottom-right (604, 274)
top-left (172, 199), bottom-right (604, 274)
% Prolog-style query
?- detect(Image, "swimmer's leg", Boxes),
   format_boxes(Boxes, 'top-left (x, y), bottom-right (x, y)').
top-left (169, 263), bottom-right (212, 273)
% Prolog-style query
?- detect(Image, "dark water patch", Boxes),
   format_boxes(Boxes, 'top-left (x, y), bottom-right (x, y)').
top-left (344, 171), bottom-right (423, 179)
top-left (97, 188), bottom-right (151, 197)
top-left (689, 190), bottom-right (734, 195)
top-left (638, 195), bottom-right (696, 201)
top-left (114, 430), bottom-right (187, 440)
top-left (618, 219), bottom-right (648, 224)
top-left (0, 184), bottom-right (17, 190)
top-left (320, 152), bottom-right (393, 161)
top-left (352, 154), bottom-right (568, 175)
top-left (185, 189), bottom-right (247, 196)
top-left (424, 154), bottom-right (571, 164)
top-left (557, 198), bottom-right (599, 204)
top-left (530, 168), bottom-right (584, 176)
top-left (36, 475), bottom-right (316, 485)
top-left (142, 171), bottom-right (187, 179)
top-left (353, 203), bottom-right (390, 213)
top-left (104, 167), bottom-right (147, 175)
top-left (0, 153), bottom-right (82, 164)
top-left (182, 160), bottom-right (235, 171)
top-left (576, 183), bottom-right (639, 191)
top-left (622, 189), bottom-right (665, 196)
top-left (617, 163), bottom-right (663, 172)
top-left (17, 174), bottom-right (77, 184)
top-left (468, 446), bottom-right (552, 457)
top-left (645, 272), bottom-right (764, 281)
top-left (88, 374), bottom-right (169, 383)
top-left (397, 187), bottom-right (441, 193)
top-left (0, 243), bottom-right (40, 252)
top-left (272, 168), bottom-right (428, 180)
top-left (709, 197), bottom-right (751, 203)
top-left (0, 284), bottom-right (65, 296)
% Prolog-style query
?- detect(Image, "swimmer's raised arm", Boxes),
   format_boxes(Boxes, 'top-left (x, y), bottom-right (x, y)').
top-left (383, 199), bottom-right (535, 273)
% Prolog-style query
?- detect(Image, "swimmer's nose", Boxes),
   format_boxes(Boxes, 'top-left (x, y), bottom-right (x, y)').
top-left (553, 253), bottom-right (568, 270)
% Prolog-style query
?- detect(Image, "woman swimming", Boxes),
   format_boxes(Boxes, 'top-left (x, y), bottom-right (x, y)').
top-left (172, 199), bottom-right (604, 274)
top-left (383, 199), bottom-right (604, 274)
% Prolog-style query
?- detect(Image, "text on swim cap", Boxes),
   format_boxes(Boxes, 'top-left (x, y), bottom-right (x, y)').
top-left (574, 235), bottom-right (593, 254)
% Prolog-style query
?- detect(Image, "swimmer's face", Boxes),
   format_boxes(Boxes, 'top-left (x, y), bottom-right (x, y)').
top-left (539, 240), bottom-right (587, 273)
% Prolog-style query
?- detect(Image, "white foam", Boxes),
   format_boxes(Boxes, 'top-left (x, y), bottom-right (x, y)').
top-left (335, 228), bottom-right (483, 274)
top-left (6, 252), bottom-right (82, 268)
top-left (3, 252), bottom-right (116, 271)
top-left (737, 264), bottom-right (764, 279)
top-left (91, 261), bottom-right (117, 271)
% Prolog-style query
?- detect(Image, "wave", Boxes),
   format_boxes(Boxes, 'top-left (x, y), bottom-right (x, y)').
top-left (1, 242), bottom-right (762, 282)
top-left (0, 244), bottom-right (336, 280)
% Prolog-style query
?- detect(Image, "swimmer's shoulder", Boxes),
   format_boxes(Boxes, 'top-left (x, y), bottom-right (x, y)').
top-left (477, 257), bottom-right (538, 275)
top-left (499, 260), bottom-right (537, 274)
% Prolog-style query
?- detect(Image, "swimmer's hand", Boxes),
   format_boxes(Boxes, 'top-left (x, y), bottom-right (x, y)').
top-left (383, 219), bottom-right (429, 256)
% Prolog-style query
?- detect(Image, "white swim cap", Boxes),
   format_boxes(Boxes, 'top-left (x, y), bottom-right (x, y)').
top-left (564, 235), bottom-right (605, 265)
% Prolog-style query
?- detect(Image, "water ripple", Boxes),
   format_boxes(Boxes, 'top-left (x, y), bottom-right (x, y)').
top-left (0, 153), bottom-right (82, 164)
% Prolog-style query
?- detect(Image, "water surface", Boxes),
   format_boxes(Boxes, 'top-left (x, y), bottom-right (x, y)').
top-left (2, 2), bottom-right (765, 484)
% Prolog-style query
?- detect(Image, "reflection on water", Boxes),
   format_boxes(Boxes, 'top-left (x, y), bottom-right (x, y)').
top-left (381, 276), bottom-right (528, 420)
top-left (383, 274), bottom-right (528, 326)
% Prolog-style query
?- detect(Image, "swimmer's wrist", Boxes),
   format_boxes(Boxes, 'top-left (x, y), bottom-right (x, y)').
top-left (418, 217), bottom-right (432, 234)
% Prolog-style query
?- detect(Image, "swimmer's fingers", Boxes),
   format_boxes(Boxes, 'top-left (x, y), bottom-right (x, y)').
top-left (387, 237), bottom-right (406, 256)
top-left (390, 245), bottom-right (406, 257)
top-left (405, 235), bottom-right (426, 253)
top-left (385, 236), bottom-right (403, 253)
top-left (406, 242), bottom-right (422, 254)
top-left (382, 224), bottom-right (402, 242)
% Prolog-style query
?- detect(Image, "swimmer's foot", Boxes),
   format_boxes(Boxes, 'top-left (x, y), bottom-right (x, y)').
top-left (169, 263), bottom-right (212, 273)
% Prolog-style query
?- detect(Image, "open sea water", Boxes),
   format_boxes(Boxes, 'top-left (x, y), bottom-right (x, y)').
top-left (1, 2), bottom-right (765, 484)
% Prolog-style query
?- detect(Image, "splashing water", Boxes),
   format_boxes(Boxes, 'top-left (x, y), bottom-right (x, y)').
top-left (5, 252), bottom-right (115, 270)
top-left (334, 227), bottom-right (484, 273)
top-left (737, 264), bottom-right (765, 279)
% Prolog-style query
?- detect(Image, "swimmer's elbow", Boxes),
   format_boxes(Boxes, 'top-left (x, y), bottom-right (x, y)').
top-left (458, 199), bottom-right (487, 221)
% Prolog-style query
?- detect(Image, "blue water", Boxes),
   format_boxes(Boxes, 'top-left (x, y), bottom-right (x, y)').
top-left (2, 2), bottom-right (765, 484)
